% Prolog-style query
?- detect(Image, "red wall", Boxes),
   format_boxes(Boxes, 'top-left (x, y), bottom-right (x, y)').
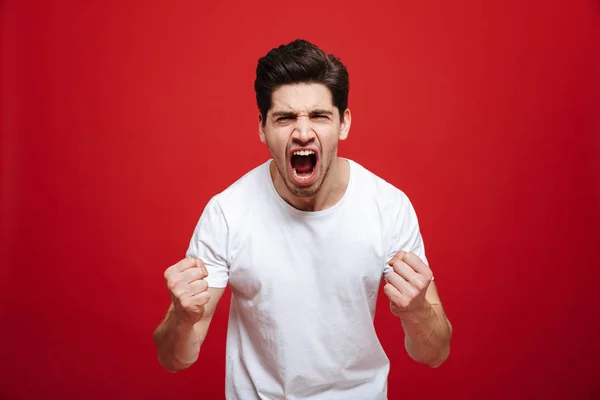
top-left (2, 1), bottom-right (599, 399)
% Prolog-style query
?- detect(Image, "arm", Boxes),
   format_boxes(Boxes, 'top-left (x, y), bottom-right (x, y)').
top-left (153, 257), bottom-right (226, 372)
top-left (384, 251), bottom-right (452, 368)
top-left (153, 287), bottom-right (225, 372)
top-left (154, 195), bottom-right (231, 371)
top-left (397, 281), bottom-right (452, 367)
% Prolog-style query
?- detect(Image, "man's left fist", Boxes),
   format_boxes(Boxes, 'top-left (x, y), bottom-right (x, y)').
top-left (383, 251), bottom-right (433, 317)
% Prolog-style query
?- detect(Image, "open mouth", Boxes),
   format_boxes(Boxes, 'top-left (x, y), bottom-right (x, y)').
top-left (290, 149), bottom-right (318, 184)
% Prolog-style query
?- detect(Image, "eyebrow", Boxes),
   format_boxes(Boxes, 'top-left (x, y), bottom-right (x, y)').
top-left (271, 109), bottom-right (334, 118)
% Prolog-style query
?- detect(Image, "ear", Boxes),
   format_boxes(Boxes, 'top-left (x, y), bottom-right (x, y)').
top-left (338, 108), bottom-right (351, 141)
top-left (258, 113), bottom-right (267, 144)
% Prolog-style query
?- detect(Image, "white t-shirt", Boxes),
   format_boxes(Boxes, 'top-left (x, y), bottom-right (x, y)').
top-left (186, 158), bottom-right (429, 400)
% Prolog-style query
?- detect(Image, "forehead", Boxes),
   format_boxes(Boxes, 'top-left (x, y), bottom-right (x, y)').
top-left (270, 83), bottom-right (335, 113)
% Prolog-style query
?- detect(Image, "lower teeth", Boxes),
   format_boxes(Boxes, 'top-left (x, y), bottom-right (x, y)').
top-left (293, 168), bottom-right (313, 179)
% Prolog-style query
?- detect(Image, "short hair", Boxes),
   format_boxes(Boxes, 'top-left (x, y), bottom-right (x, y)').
top-left (254, 39), bottom-right (349, 125)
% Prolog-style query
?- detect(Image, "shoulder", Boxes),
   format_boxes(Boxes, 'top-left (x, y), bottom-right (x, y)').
top-left (347, 158), bottom-right (410, 206)
top-left (206, 160), bottom-right (271, 221)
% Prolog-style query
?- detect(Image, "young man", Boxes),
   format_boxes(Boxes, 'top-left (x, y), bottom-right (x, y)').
top-left (153, 39), bottom-right (452, 399)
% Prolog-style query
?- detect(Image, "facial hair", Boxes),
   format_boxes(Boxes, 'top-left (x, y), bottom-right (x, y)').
top-left (268, 140), bottom-right (338, 198)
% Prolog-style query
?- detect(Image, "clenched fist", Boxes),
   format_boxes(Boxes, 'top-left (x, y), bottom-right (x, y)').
top-left (383, 251), bottom-right (433, 317)
top-left (164, 257), bottom-right (211, 325)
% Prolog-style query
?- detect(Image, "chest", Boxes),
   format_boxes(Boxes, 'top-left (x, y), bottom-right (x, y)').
top-left (227, 206), bottom-right (386, 308)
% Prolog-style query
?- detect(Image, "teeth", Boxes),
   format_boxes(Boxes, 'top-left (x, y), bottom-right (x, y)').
top-left (293, 168), bottom-right (315, 179)
top-left (293, 150), bottom-right (315, 156)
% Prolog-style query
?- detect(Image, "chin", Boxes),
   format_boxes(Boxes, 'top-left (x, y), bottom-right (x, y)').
top-left (285, 175), bottom-right (322, 198)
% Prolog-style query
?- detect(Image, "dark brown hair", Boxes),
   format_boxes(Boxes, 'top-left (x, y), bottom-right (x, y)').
top-left (254, 39), bottom-right (349, 125)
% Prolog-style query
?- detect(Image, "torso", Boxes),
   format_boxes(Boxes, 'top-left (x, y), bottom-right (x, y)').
top-left (223, 160), bottom-right (391, 399)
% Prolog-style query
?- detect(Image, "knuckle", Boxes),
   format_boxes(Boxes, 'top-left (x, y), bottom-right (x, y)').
top-left (414, 279), bottom-right (425, 291)
top-left (179, 258), bottom-right (193, 270)
top-left (387, 293), bottom-right (402, 305)
top-left (195, 269), bottom-right (206, 280)
top-left (199, 292), bottom-right (211, 305)
top-left (163, 268), bottom-right (173, 281)
top-left (167, 279), bottom-right (178, 291)
top-left (383, 286), bottom-right (393, 299)
top-left (200, 280), bottom-right (209, 291)
top-left (179, 298), bottom-right (191, 309)
top-left (173, 287), bottom-right (186, 299)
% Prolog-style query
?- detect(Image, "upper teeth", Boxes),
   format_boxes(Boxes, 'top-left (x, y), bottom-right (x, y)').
top-left (293, 150), bottom-right (315, 156)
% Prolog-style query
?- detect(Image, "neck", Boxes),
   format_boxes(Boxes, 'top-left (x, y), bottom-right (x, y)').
top-left (271, 157), bottom-right (350, 212)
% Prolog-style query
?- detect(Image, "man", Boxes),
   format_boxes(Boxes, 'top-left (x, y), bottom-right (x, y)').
top-left (153, 39), bottom-right (452, 399)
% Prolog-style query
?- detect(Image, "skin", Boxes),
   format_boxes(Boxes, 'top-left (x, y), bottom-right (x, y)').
top-left (385, 251), bottom-right (453, 367)
top-left (258, 83), bottom-right (351, 212)
top-left (153, 82), bottom-right (452, 373)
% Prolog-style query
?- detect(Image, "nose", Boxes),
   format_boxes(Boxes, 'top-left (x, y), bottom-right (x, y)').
top-left (292, 115), bottom-right (315, 144)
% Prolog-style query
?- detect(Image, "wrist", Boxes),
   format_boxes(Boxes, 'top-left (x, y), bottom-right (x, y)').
top-left (170, 305), bottom-right (198, 330)
top-left (398, 300), bottom-right (433, 323)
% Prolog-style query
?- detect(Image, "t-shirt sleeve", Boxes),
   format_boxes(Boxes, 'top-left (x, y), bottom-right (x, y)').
top-left (185, 197), bottom-right (230, 288)
top-left (383, 192), bottom-right (431, 277)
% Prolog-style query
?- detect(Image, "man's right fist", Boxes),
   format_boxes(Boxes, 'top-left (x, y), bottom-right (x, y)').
top-left (164, 257), bottom-right (210, 325)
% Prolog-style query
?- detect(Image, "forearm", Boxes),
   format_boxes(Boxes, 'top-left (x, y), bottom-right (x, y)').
top-left (399, 302), bottom-right (452, 367)
top-left (153, 305), bottom-right (202, 372)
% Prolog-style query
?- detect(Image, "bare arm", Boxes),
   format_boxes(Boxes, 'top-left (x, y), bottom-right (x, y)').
top-left (384, 251), bottom-right (452, 368)
top-left (153, 287), bottom-right (225, 372)
top-left (153, 257), bottom-right (226, 372)
top-left (397, 282), bottom-right (452, 367)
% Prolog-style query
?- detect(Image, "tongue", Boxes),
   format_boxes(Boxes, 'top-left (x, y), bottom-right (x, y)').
top-left (293, 156), bottom-right (313, 174)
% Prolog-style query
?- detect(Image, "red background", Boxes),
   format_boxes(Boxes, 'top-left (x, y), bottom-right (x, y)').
top-left (2, 1), bottom-right (599, 399)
